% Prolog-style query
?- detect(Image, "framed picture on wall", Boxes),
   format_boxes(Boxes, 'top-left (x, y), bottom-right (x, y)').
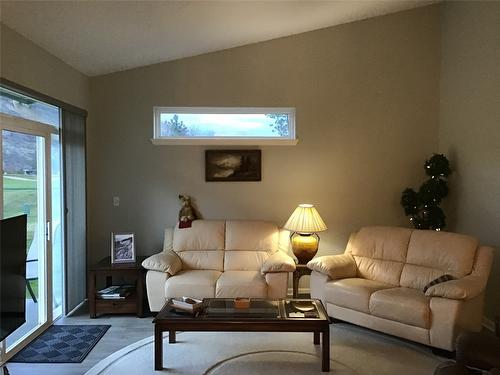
top-left (205, 150), bottom-right (261, 182)
top-left (111, 232), bottom-right (135, 263)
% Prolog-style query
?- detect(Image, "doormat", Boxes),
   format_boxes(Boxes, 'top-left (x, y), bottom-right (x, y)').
top-left (9, 325), bottom-right (111, 363)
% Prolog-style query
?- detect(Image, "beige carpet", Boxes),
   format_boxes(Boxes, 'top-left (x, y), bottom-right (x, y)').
top-left (85, 323), bottom-right (443, 374)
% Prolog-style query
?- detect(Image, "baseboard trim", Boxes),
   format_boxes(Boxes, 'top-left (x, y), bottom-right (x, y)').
top-left (66, 299), bottom-right (87, 317)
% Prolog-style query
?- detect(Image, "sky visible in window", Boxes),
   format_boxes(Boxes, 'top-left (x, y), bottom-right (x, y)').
top-left (159, 113), bottom-right (289, 137)
top-left (0, 87), bottom-right (60, 128)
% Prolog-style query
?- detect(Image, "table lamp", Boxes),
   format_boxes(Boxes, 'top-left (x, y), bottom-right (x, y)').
top-left (283, 204), bottom-right (327, 264)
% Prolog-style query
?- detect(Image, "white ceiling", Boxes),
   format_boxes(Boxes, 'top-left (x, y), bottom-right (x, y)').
top-left (1, 1), bottom-right (436, 77)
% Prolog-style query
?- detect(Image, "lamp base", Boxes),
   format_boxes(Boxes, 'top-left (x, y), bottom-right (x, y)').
top-left (291, 233), bottom-right (319, 264)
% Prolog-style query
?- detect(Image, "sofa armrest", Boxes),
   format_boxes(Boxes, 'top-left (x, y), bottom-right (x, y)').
top-left (261, 251), bottom-right (296, 273)
top-left (425, 275), bottom-right (485, 300)
top-left (142, 251), bottom-right (182, 276)
top-left (307, 254), bottom-right (357, 280)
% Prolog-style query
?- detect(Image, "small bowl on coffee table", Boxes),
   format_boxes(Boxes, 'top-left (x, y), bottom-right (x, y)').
top-left (234, 297), bottom-right (250, 309)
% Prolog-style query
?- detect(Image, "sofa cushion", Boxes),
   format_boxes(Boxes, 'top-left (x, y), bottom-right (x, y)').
top-left (225, 220), bottom-right (278, 252)
top-left (346, 227), bottom-right (412, 285)
top-left (215, 271), bottom-right (267, 298)
top-left (224, 251), bottom-right (269, 271)
top-left (307, 254), bottom-right (357, 280)
top-left (369, 287), bottom-right (430, 329)
top-left (165, 270), bottom-right (221, 299)
top-left (173, 220), bottom-right (225, 252)
top-left (178, 250), bottom-right (224, 271)
top-left (324, 277), bottom-right (393, 314)
top-left (400, 230), bottom-right (478, 290)
top-left (278, 228), bottom-right (292, 254)
top-left (163, 227), bottom-right (174, 251)
top-left (141, 251), bottom-right (181, 275)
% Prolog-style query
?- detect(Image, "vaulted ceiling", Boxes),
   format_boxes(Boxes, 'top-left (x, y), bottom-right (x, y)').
top-left (1, 1), bottom-right (436, 76)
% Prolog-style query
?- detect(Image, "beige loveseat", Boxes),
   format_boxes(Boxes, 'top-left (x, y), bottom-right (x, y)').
top-left (308, 226), bottom-right (494, 351)
top-left (142, 220), bottom-right (296, 311)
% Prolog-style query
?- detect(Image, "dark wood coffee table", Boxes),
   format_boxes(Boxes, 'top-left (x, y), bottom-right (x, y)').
top-left (153, 298), bottom-right (331, 372)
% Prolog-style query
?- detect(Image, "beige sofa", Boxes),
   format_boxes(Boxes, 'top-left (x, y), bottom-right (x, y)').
top-left (142, 220), bottom-right (296, 311)
top-left (308, 226), bottom-right (494, 351)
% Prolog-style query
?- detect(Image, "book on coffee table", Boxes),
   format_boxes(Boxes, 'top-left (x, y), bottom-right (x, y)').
top-left (169, 297), bottom-right (203, 312)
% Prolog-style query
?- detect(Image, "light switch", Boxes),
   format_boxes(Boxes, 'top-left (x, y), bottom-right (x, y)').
top-left (113, 196), bottom-right (120, 207)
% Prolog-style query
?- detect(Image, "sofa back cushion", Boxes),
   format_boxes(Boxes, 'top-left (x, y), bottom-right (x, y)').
top-left (224, 220), bottom-right (278, 271)
top-left (177, 251), bottom-right (224, 271)
top-left (225, 220), bottom-right (279, 251)
top-left (399, 230), bottom-right (478, 290)
top-left (173, 220), bottom-right (225, 271)
top-left (346, 226), bottom-right (412, 286)
top-left (224, 251), bottom-right (270, 271)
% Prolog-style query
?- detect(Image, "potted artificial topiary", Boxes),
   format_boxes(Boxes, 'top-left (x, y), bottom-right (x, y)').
top-left (400, 154), bottom-right (452, 231)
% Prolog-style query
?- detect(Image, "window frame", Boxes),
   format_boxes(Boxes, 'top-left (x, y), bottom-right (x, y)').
top-left (0, 86), bottom-right (61, 129)
top-left (152, 106), bottom-right (298, 145)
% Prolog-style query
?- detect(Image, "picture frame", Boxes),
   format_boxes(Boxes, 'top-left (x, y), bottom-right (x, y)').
top-left (205, 150), bottom-right (261, 182)
top-left (111, 232), bottom-right (136, 264)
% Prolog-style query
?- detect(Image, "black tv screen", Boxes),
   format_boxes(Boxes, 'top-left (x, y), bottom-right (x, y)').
top-left (0, 214), bottom-right (27, 342)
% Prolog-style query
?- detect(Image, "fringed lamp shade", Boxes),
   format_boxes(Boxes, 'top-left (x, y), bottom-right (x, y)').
top-left (283, 204), bottom-right (327, 264)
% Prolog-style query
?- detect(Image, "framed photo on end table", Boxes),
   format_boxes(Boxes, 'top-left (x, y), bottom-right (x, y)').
top-left (111, 232), bottom-right (135, 264)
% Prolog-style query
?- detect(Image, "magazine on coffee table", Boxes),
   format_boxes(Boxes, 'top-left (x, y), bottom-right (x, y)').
top-left (168, 297), bottom-right (203, 313)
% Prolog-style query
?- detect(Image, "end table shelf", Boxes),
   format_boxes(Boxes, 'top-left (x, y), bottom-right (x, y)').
top-left (88, 256), bottom-right (147, 318)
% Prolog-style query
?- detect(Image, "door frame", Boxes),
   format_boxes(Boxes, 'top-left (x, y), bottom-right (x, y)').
top-left (0, 113), bottom-right (62, 364)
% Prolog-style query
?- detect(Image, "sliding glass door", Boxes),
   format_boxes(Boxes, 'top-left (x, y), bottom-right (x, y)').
top-left (0, 87), bottom-right (64, 362)
top-left (2, 129), bottom-right (48, 351)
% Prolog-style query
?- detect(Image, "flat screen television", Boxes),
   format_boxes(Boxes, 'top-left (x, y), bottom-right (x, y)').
top-left (0, 214), bottom-right (27, 342)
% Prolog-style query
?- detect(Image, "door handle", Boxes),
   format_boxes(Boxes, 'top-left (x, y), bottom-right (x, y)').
top-left (46, 221), bottom-right (51, 242)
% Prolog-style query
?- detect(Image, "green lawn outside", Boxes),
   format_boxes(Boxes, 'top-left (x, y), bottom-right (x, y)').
top-left (3, 174), bottom-right (37, 249)
top-left (27, 279), bottom-right (39, 299)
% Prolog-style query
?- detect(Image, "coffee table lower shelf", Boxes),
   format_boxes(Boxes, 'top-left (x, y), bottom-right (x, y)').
top-left (153, 299), bottom-right (331, 372)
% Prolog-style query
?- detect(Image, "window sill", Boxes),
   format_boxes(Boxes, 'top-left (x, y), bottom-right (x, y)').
top-left (150, 138), bottom-right (299, 146)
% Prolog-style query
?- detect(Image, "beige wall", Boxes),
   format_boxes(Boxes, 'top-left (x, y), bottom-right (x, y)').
top-left (439, 2), bottom-right (500, 320)
top-left (87, 5), bottom-right (440, 268)
top-left (1, 1), bottom-right (497, 322)
top-left (0, 23), bottom-right (89, 109)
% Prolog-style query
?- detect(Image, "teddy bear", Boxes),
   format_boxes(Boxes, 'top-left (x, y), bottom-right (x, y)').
top-left (178, 194), bottom-right (196, 227)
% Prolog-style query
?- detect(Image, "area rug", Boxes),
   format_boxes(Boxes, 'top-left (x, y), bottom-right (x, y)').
top-left (85, 323), bottom-right (443, 374)
top-left (10, 325), bottom-right (111, 363)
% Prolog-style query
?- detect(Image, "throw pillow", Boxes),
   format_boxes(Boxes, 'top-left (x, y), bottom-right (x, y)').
top-left (141, 251), bottom-right (182, 275)
top-left (423, 274), bottom-right (455, 293)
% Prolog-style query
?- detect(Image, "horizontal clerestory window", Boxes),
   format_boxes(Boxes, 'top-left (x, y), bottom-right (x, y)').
top-left (152, 107), bottom-right (297, 145)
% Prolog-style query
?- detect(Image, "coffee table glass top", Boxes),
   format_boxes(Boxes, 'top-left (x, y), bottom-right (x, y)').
top-left (155, 298), bottom-right (329, 322)
top-left (205, 299), bottom-right (279, 318)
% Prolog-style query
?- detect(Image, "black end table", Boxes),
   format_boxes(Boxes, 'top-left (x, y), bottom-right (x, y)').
top-left (87, 256), bottom-right (147, 318)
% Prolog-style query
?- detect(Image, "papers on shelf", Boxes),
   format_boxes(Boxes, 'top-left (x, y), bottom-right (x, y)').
top-left (97, 285), bottom-right (134, 299)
